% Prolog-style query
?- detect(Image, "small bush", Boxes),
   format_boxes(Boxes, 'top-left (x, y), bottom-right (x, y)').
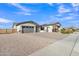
top-left (60, 28), bottom-right (75, 34)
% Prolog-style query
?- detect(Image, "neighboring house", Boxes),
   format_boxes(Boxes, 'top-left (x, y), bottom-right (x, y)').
top-left (13, 21), bottom-right (61, 33)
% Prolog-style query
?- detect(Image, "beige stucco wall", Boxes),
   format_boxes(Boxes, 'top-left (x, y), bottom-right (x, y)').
top-left (40, 25), bottom-right (53, 32)
top-left (41, 25), bottom-right (60, 32)
top-left (45, 26), bottom-right (53, 32)
top-left (14, 23), bottom-right (37, 32)
top-left (13, 23), bottom-right (60, 33)
top-left (47, 26), bottom-right (53, 32)
top-left (16, 25), bottom-right (21, 32)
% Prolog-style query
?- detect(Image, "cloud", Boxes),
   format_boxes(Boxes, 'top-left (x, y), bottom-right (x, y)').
top-left (60, 16), bottom-right (75, 21)
top-left (11, 3), bottom-right (30, 12)
top-left (64, 16), bottom-right (74, 19)
top-left (50, 14), bottom-right (75, 23)
top-left (58, 5), bottom-right (71, 13)
top-left (47, 3), bottom-right (54, 6)
top-left (69, 13), bottom-right (79, 17)
top-left (0, 18), bottom-right (13, 23)
top-left (72, 3), bottom-right (79, 7)
top-left (10, 3), bottom-right (32, 15)
top-left (69, 20), bottom-right (79, 28)
top-left (71, 3), bottom-right (79, 11)
top-left (16, 11), bottom-right (31, 16)
top-left (55, 14), bottom-right (62, 17)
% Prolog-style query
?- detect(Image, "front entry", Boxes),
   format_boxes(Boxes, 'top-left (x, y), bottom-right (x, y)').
top-left (22, 26), bottom-right (34, 33)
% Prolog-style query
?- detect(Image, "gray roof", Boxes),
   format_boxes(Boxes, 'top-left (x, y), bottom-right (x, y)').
top-left (14, 21), bottom-right (39, 26)
top-left (42, 22), bottom-right (61, 26)
top-left (13, 21), bottom-right (61, 28)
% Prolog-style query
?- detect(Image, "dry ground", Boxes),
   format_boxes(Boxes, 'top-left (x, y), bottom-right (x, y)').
top-left (0, 32), bottom-right (69, 56)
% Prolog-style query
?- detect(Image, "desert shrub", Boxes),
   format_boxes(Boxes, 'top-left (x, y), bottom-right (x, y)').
top-left (61, 28), bottom-right (65, 33)
top-left (60, 28), bottom-right (75, 34)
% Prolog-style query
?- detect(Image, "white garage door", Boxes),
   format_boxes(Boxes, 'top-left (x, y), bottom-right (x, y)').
top-left (22, 26), bottom-right (34, 33)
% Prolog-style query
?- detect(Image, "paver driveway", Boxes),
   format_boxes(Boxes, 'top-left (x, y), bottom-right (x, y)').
top-left (0, 32), bottom-right (68, 56)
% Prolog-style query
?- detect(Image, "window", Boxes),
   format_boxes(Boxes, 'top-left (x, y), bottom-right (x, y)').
top-left (26, 26), bottom-right (28, 28)
top-left (22, 26), bottom-right (26, 28)
top-left (32, 26), bottom-right (34, 28)
top-left (41, 26), bottom-right (44, 30)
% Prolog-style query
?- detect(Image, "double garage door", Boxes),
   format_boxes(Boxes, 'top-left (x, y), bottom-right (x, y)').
top-left (22, 26), bottom-right (34, 33)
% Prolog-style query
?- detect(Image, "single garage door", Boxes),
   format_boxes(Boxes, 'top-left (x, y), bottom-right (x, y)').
top-left (22, 26), bottom-right (34, 33)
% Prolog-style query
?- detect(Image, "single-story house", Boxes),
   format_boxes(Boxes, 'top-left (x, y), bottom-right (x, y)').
top-left (13, 21), bottom-right (61, 33)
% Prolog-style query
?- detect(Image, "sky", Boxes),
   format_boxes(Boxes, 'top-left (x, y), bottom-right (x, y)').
top-left (0, 3), bottom-right (79, 29)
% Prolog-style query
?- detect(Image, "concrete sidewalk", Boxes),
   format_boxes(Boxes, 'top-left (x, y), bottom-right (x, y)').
top-left (30, 32), bottom-right (79, 56)
top-left (71, 32), bottom-right (79, 56)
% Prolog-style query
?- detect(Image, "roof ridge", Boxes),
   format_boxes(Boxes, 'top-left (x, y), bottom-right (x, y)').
top-left (16, 21), bottom-right (39, 26)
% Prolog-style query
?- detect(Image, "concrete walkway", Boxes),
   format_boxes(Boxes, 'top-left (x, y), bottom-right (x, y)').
top-left (30, 32), bottom-right (79, 56)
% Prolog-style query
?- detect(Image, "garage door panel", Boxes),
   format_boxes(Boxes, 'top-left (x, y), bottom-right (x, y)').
top-left (22, 26), bottom-right (34, 33)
